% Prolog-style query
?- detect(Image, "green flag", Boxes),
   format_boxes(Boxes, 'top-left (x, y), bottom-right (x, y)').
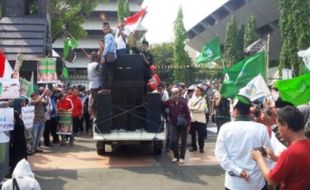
top-left (274, 74), bottom-right (310, 106)
top-left (196, 37), bottom-right (221, 64)
top-left (220, 52), bottom-right (266, 98)
top-left (62, 65), bottom-right (69, 79)
top-left (63, 37), bottom-right (78, 61)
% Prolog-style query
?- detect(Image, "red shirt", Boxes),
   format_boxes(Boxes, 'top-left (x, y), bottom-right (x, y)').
top-left (147, 74), bottom-right (161, 91)
top-left (57, 98), bottom-right (72, 111)
top-left (268, 139), bottom-right (310, 190)
top-left (67, 94), bottom-right (82, 117)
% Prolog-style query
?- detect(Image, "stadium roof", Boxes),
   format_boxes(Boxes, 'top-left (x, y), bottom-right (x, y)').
top-left (186, 0), bottom-right (281, 60)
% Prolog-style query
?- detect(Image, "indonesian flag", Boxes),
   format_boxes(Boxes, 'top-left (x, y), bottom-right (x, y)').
top-left (0, 50), bottom-right (14, 78)
top-left (125, 8), bottom-right (147, 32)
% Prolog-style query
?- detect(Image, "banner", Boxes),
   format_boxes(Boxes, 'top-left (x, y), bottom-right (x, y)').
top-left (0, 108), bottom-right (14, 132)
top-left (20, 78), bottom-right (31, 97)
top-left (196, 37), bottom-right (222, 64)
top-left (57, 111), bottom-right (73, 135)
top-left (220, 52), bottom-right (266, 98)
top-left (37, 57), bottom-right (58, 83)
top-left (244, 38), bottom-right (267, 55)
top-left (297, 47), bottom-right (310, 70)
top-left (0, 78), bottom-right (20, 99)
top-left (274, 74), bottom-right (310, 106)
top-left (22, 106), bottom-right (35, 129)
top-left (63, 38), bottom-right (78, 63)
top-left (12, 53), bottom-right (24, 79)
top-left (239, 74), bottom-right (271, 101)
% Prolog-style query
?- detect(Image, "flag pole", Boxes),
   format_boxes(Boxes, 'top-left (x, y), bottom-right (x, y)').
top-left (266, 33), bottom-right (271, 84)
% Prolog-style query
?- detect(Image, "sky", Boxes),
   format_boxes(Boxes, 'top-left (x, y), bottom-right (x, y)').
top-left (141, 0), bottom-right (228, 44)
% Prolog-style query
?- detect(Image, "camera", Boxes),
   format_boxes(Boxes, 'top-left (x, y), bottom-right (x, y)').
top-left (253, 147), bottom-right (267, 157)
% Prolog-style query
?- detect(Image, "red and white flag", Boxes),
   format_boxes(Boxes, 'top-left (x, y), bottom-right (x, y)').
top-left (125, 7), bottom-right (147, 32)
top-left (0, 50), bottom-right (13, 78)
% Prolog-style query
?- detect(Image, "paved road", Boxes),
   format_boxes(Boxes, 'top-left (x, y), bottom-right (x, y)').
top-left (29, 126), bottom-right (225, 190)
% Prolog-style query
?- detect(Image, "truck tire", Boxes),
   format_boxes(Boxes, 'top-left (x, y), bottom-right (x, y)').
top-left (153, 141), bottom-right (163, 155)
top-left (96, 141), bottom-right (106, 156)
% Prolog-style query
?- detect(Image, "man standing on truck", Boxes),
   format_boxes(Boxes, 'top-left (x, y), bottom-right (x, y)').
top-left (163, 88), bottom-right (191, 164)
top-left (101, 22), bottom-right (116, 92)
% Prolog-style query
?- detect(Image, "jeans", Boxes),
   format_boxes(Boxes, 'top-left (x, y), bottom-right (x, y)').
top-left (191, 121), bottom-right (206, 150)
top-left (171, 125), bottom-right (188, 159)
top-left (32, 122), bottom-right (45, 151)
top-left (117, 48), bottom-right (128, 55)
top-left (165, 119), bottom-right (172, 150)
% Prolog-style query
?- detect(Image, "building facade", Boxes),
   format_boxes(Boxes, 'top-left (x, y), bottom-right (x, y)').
top-left (186, 0), bottom-right (281, 62)
top-left (53, 0), bottom-right (144, 87)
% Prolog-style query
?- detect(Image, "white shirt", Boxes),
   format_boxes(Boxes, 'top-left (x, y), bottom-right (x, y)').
top-left (115, 27), bottom-right (130, 50)
top-left (188, 96), bottom-right (206, 123)
top-left (152, 89), bottom-right (169, 101)
top-left (87, 61), bottom-right (102, 89)
top-left (215, 120), bottom-right (271, 190)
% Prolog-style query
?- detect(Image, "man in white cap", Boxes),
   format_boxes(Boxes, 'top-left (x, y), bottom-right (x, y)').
top-left (215, 95), bottom-right (271, 190)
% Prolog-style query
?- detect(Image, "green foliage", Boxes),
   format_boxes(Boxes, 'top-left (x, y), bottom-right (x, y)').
top-left (223, 16), bottom-right (238, 67)
top-left (279, 0), bottom-right (310, 76)
top-left (236, 23), bottom-right (245, 61)
top-left (244, 16), bottom-right (258, 49)
top-left (173, 7), bottom-right (192, 83)
top-left (50, 0), bottom-right (100, 42)
top-left (151, 42), bottom-right (174, 83)
top-left (117, 0), bottom-right (130, 20)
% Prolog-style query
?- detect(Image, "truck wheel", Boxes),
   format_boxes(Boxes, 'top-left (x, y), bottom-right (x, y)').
top-left (96, 141), bottom-right (106, 156)
top-left (153, 141), bottom-right (163, 155)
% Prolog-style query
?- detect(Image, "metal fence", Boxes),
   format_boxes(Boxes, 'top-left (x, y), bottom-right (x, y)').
top-left (156, 65), bottom-right (223, 85)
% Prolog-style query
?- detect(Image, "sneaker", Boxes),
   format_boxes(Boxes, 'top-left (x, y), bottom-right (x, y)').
top-left (27, 149), bottom-right (34, 155)
top-left (199, 149), bottom-right (204, 153)
top-left (179, 159), bottom-right (185, 164)
top-left (35, 149), bottom-right (43, 153)
top-left (189, 148), bottom-right (197, 152)
top-left (171, 158), bottom-right (178, 163)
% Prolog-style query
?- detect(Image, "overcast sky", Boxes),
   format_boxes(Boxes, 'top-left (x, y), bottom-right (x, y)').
top-left (141, 0), bottom-right (228, 44)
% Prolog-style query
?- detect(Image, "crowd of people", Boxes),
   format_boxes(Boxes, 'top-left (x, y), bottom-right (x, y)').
top-left (0, 17), bottom-right (309, 190)
top-left (0, 84), bottom-right (93, 188)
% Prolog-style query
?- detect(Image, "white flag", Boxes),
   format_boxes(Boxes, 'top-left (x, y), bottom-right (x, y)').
top-left (244, 38), bottom-right (267, 55)
top-left (297, 47), bottom-right (310, 70)
top-left (239, 74), bottom-right (271, 101)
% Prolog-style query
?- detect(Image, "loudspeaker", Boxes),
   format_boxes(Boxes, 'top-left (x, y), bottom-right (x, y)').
top-left (112, 81), bottom-right (145, 106)
top-left (95, 93), bottom-right (112, 134)
top-left (128, 107), bottom-right (146, 131)
top-left (146, 93), bottom-right (162, 133)
top-left (112, 105), bottom-right (128, 130)
top-left (114, 55), bottom-right (144, 82)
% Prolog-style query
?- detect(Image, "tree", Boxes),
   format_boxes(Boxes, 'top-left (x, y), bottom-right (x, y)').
top-left (244, 16), bottom-right (258, 49)
top-left (279, 0), bottom-right (309, 76)
top-left (173, 7), bottom-right (192, 83)
top-left (151, 42), bottom-right (174, 83)
top-left (291, 0), bottom-right (310, 75)
top-left (50, 0), bottom-right (101, 42)
top-left (236, 23), bottom-right (245, 61)
top-left (223, 16), bottom-right (238, 67)
top-left (117, 0), bottom-right (130, 20)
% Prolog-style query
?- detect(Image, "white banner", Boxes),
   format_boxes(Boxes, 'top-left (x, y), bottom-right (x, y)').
top-left (297, 47), bottom-right (310, 70)
top-left (0, 108), bottom-right (14, 132)
top-left (239, 74), bottom-right (271, 101)
top-left (0, 78), bottom-right (20, 99)
top-left (22, 106), bottom-right (35, 129)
